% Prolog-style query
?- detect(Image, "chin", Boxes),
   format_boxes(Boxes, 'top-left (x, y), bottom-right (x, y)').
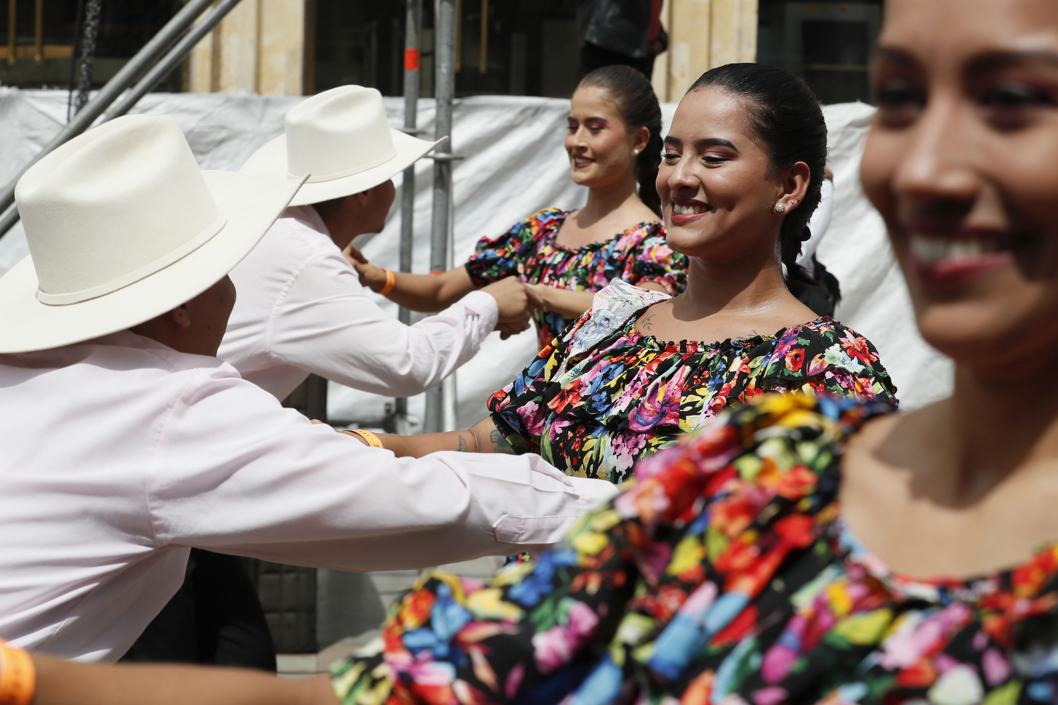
top-left (570, 169), bottom-right (600, 188)
top-left (913, 294), bottom-right (1058, 371)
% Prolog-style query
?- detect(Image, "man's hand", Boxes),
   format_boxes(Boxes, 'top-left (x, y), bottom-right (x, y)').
top-left (342, 243), bottom-right (389, 292)
top-left (482, 277), bottom-right (542, 324)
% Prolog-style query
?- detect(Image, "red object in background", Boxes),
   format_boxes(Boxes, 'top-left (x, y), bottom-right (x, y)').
top-left (649, 0), bottom-right (663, 42)
top-left (404, 49), bottom-right (421, 72)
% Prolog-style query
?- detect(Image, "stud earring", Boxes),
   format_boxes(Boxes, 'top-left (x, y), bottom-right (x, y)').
top-left (774, 202), bottom-right (786, 214)
top-left (633, 148), bottom-right (640, 155)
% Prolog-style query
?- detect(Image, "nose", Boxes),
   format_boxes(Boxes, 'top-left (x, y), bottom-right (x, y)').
top-left (569, 125), bottom-right (589, 150)
top-left (665, 153), bottom-right (699, 195)
top-left (890, 90), bottom-right (980, 211)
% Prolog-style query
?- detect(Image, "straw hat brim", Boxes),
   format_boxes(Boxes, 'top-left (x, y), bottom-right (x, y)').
top-left (240, 127), bottom-right (445, 206)
top-left (0, 171), bottom-right (305, 354)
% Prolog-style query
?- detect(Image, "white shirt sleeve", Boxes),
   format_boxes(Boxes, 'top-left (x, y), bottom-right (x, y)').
top-left (149, 369), bottom-right (618, 570)
top-left (265, 249), bottom-right (499, 397)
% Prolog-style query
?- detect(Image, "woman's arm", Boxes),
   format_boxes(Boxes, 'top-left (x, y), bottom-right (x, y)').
top-left (31, 653), bottom-right (337, 705)
top-left (525, 285), bottom-right (596, 320)
top-left (344, 244), bottom-right (475, 312)
top-left (527, 281), bottom-right (668, 320)
top-left (377, 416), bottom-right (514, 458)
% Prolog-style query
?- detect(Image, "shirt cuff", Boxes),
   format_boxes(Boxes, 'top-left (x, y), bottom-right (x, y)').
top-left (459, 289), bottom-right (500, 331)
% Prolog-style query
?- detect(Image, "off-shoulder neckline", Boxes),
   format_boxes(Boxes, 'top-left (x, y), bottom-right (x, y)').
top-left (545, 209), bottom-right (663, 254)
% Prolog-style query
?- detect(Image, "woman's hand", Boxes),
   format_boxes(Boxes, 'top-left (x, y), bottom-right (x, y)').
top-left (342, 243), bottom-right (389, 292)
top-left (526, 283), bottom-right (597, 320)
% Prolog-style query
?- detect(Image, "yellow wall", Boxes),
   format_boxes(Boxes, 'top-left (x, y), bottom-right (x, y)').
top-left (186, 0), bottom-right (756, 100)
top-left (188, 0), bottom-right (305, 96)
top-left (652, 0), bottom-right (758, 103)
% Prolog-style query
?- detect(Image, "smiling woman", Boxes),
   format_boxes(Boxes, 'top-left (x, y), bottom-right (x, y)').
top-left (375, 64), bottom-right (897, 484)
top-left (347, 65), bottom-right (686, 349)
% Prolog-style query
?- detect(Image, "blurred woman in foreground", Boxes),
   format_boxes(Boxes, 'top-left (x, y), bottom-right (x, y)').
top-left (328, 0), bottom-right (1058, 702)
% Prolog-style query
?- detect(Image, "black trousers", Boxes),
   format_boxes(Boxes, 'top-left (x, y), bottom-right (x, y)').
top-left (580, 41), bottom-right (654, 79)
top-left (120, 549), bottom-right (277, 671)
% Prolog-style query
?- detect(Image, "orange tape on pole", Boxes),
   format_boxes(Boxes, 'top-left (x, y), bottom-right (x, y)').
top-left (404, 48), bottom-right (421, 71)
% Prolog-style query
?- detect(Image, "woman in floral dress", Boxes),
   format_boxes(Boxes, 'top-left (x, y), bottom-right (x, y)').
top-left (377, 65), bottom-right (896, 483)
top-left (330, 0), bottom-right (1058, 703)
top-left (349, 65), bottom-right (686, 349)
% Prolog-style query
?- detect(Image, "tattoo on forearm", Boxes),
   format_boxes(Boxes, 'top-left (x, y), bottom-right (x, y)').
top-left (457, 434), bottom-right (469, 452)
top-left (490, 430), bottom-right (515, 454)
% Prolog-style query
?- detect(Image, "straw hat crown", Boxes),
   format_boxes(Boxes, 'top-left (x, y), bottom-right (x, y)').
top-left (285, 85), bottom-right (397, 183)
top-left (17, 116), bottom-right (225, 305)
top-left (240, 84), bottom-right (444, 206)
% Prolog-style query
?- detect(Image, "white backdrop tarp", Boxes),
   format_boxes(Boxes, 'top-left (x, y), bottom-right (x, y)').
top-left (0, 89), bottom-right (952, 424)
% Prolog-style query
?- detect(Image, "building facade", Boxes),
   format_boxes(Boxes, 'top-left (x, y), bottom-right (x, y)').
top-left (2, 0), bottom-right (882, 105)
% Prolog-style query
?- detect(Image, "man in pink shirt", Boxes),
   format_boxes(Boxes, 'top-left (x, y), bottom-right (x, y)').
top-left (0, 114), bottom-right (616, 664)
top-left (220, 85), bottom-right (536, 402)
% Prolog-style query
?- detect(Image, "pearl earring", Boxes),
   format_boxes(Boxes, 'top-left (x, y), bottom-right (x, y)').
top-left (633, 148), bottom-right (640, 155)
top-left (774, 202), bottom-right (786, 214)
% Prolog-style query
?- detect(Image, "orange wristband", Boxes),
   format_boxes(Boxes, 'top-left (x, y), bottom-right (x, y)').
top-left (378, 269), bottom-right (396, 295)
top-left (0, 642), bottom-right (36, 705)
top-left (344, 428), bottom-right (384, 448)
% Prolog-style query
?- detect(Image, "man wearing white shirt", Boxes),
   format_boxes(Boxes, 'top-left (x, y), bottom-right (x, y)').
top-left (138, 85), bottom-right (541, 669)
top-left (0, 115), bottom-right (617, 664)
top-left (220, 85), bottom-right (536, 401)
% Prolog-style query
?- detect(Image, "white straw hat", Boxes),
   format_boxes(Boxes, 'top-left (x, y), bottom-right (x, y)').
top-left (239, 85), bottom-right (444, 206)
top-left (0, 114), bottom-right (306, 354)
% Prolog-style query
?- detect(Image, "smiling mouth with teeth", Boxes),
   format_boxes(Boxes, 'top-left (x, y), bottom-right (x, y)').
top-left (672, 203), bottom-right (710, 215)
top-left (908, 236), bottom-right (1008, 264)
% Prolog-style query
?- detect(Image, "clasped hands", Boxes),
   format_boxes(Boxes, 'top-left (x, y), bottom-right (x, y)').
top-left (343, 242), bottom-right (546, 340)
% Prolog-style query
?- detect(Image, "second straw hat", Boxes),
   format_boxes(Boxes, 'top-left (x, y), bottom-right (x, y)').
top-left (240, 85), bottom-right (444, 206)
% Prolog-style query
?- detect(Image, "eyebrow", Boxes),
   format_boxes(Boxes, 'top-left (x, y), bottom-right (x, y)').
top-left (873, 45), bottom-right (1058, 73)
top-left (966, 49), bottom-right (1058, 73)
top-left (664, 136), bottom-right (740, 152)
top-left (872, 46), bottom-right (917, 66)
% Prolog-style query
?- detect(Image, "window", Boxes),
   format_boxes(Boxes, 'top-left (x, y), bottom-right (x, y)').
top-left (757, 0), bottom-right (882, 105)
top-left (310, 0), bottom-right (581, 99)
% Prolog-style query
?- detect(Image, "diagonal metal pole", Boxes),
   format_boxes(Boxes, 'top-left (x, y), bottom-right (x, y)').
top-left (424, 0), bottom-right (458, 434)
top-left (105, 0), bottom-right (241, 120)
top-left (0, 0), bottom-right (233, 240)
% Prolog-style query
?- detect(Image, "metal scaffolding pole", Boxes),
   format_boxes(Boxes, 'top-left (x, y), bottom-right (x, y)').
top-left (0, 0), bottom-right (239, 240)
top-left (392, 0), bottom-right (424, 436)
top-left (424, 0), bottom-right (458, 434)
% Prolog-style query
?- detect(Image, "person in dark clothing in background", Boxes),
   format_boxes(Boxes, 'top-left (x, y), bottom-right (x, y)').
top-left (578, 0), bottom-right (667, 78)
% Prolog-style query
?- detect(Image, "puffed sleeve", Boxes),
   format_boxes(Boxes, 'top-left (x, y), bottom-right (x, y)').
top-left (622, 223), bottom-right (687, 295)
top-left (759, 322), bottom-right (898, 405)
top-left (464, 209), bottom-right (563, 288)
top-left (484, 312), bottom-right (591, 454)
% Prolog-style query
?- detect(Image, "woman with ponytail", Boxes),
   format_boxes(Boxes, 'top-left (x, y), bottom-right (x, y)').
top-left (349, 65), bottom-right (686, 350)
top-left (375, 64), bottom-right (896, 484)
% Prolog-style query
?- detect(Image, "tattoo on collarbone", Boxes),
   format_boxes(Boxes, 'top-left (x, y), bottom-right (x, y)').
top-left (457, 434), bottom-right (469, 452)
top-left (640, 313), bottom-right (657, 331)
top-left (490, 429), bottom-right (515, 454)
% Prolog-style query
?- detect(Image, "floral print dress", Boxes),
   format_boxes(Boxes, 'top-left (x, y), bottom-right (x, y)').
top-left (464, 208), bottom-right (686, 348)
top-left (331, 393), bottom-right (1058, 705)
top-left (487, 279), bottom-right (897, 483)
